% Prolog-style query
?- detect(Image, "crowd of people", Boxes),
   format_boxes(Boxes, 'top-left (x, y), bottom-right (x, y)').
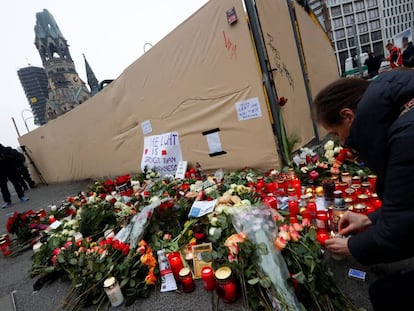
top-left (0, 144), bottom-right (35, 209)
top-left (363, 36), bottom-right (414, 79)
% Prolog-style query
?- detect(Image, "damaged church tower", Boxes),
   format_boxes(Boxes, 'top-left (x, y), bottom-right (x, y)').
top-left (34, 9), bottom-right (91, 121)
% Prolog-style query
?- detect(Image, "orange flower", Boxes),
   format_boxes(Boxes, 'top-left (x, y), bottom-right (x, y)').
top-left (274, 236), bottom-right (287, 251)
top-left (145, 270), bottom-right (157, 285)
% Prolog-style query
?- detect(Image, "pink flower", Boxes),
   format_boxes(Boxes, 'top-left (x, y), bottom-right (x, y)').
top-left (163, 233), bottom-right (172, 241)
top-left (309, 170), bottom-right (319, 180)
top-left (224, 232), bottom-right (246, 257)
top-left (302, 218), bottom-right (311, 227)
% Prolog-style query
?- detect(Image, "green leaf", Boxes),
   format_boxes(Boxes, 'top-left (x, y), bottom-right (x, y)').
top-left (248, 277), bottom-right (259, 285)
top-left (129, 279), bottom-right (136, 287)
top-left (57, 254), bottom-right (65, 264)
top-left (95, 271), bottom-right (103, 281)
top-left (120, 277), bottom-right (129, 288)
top-left (256, 242), bottom-right (268, 255)
top-left (69, 258), bottom-right (77, 265)
top-left (200, 252), bottom-right (212, 262)
top-left (259, 277), bottom-right (272, 288)
top-left (292, 271), bottom-right (306, 284)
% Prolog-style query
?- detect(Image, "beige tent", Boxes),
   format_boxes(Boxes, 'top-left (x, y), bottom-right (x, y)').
top-left (19, 0), bottom-right (339, 183)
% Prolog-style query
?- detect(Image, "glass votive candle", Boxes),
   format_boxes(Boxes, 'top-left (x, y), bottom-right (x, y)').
top-left (215, 266), bottom-right (237, 303)
top-left (316, 229), bottom-right (329, 246)
top-left (179, 267), bottom-right (195, 293)
top-left (288, 200), bottom-right (299, 217)
top-left (201, 266), bottom-right (216, 291)
top-left (316, 210), bottom-right (329, 231)
top-left (367, 175), bottom-right (377, 192)
top-left (341, 172), bottom-right (352, 186)
top-left (103, 277), bottom-right (124, 307)
top-left (351, 176), bottom-right (361, 185)
top-left (167, 251), bottom-right (184, 281)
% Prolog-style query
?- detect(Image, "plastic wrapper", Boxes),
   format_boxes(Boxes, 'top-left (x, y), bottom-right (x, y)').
top-left (230, 205), bottom-right (300, 311)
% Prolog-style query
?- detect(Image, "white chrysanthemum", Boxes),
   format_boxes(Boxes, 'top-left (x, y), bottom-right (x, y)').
top-left (246, 172), bottom-right (256, 182)
top-left (333, 146), bottom-right (343, 154)
top-left (210, 217), bottom-right (218, 226)
top-left (150, 196), bottom-right (160, 203)
top-left (240, 199), bottom-right (251, 206)
top-left (215, 205), bottom-right (224, 214)
top-left (324, 140), bottom-right (335, 151)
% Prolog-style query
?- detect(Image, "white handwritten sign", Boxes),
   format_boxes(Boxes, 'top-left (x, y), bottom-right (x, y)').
top-left (140, 120), bottom-right (152, 135)
top-left (141, 132), bottom-right (183, 176)
top-left (235, 97), bottom-right (262, 121)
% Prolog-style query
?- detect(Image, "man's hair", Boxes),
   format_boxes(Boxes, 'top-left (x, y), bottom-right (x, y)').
top-left (386, 42), bottom-right (394, 47)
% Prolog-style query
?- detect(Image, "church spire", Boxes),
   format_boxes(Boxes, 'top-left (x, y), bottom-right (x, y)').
top-left (83, 53), bottom-right (99, 96)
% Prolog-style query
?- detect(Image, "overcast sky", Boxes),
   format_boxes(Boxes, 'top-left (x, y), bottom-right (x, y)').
top-left (0, 0), bottom-right (209, 148)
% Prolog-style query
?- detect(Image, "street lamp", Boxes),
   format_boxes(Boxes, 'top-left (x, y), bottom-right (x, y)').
top-left (21, 109), bottom-right (34, 133)
top-left (143, 42), bottom-right (153, 53)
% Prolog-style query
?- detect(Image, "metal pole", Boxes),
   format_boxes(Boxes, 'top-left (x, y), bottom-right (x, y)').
top-left (244, 0), bottom-right (288, 165)
top-left (352, 16), bottom-right (363, 77)
top-left (12, 117), bottom-right (21, 137)
top-left (286, 0), bottom-right (320, 143)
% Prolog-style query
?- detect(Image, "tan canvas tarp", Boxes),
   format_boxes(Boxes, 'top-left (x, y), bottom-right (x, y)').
top-left (19, 0), bottom-right (281, 183)
top-left (293, 3), bottom-right (340, 138)
top-left (255, 1), bottom-right (340, 143)
top-left (19, 0), bottom-right (339, 183)
top-left (255, 0), bottom-right (316, 147)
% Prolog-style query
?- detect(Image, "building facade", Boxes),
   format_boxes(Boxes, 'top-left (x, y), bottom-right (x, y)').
top-left (319, 0), bottom-right (414, 74)
top-left (17, 66), bottom-right (49, 126)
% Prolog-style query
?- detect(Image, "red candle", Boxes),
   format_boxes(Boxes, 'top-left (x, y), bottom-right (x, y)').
top-left (291, 178), bottom-right (301, 197)
top-left (316, 210), bottom-right (328, 231)
top-left (262, 195), bottom-right (278, 209)
top-left (288, 200), bottom-right (299, 216)
top-left (316, 230), bottom-right (329, 246)
top-left (167, 251), bottom-right (184, 281)
top-left (307, 201), bottom-right (317, 220)
top-left (0, 241), bottom-right (12, 256)
top-left (201, 266), bottom-right (216, 291)
top-left (215, 266), bottom-right (237, 303)
top-left (179, 267), bottom-right (195, 293)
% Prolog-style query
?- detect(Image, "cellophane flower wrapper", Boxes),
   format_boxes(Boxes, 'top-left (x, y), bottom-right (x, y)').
top-left (230, 205), bottom-right (300, 311)
top-left (115, 199), bottom-right (162, 250)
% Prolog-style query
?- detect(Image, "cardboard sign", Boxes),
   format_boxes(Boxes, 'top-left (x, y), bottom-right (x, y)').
top-left (141, 132), bottom-right (183, 176)
top-left (192, 243), bottom-right (213, 279)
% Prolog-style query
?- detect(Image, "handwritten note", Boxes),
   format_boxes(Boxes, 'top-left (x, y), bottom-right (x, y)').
top-left (235, 97), bottom-right (262, 121)
top-left (140, 120), bottom-right (152, 135)
top-left (141, 132), bottom-right (183, 176)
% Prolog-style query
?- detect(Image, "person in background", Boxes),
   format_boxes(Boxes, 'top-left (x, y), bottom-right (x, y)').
top-left (0, 144), bottom-right (30, 208)
top-left (364, 51), bottom-right (381, 79)
top-left (312, 69), bottom-right (414, 311)
top-left (15, 147), bottom-right (36, 190)
top-left (385, 42), bottom-right (402, 68)
top-left (402, 36), bottom-right (414, 68)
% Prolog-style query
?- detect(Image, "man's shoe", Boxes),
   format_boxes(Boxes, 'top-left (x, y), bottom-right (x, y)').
top-left (2, 202), bottom-right (11, 209)
top-left (19, 196), bottom-right (30, 202)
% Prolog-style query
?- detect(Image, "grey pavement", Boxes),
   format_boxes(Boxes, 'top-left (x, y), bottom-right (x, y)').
top-left (1, 180), bottom-right (409, 311)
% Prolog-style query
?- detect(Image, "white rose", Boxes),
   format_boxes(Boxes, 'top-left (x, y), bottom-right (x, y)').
top-left (210, 217), bottom-right (218, 227)
top-left (333, 146), bottom-right (343, 154)
top-left (325, 150), bottom-right (335, 159)
top-left (50, 205), bottom-right (57, 212)
top-left (324, 140), bottom-right (335, 151)
top-left (215, 205), bottom-right (224, 214)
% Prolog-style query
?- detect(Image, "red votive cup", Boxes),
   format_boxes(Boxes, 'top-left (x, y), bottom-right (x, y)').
top-left (316, 230), bottom-right (330, 246)
top-left (201, 266), bottom-right (216, 291)
top-left (215, 266), bottom-right (237, 303)
top-left (263, 195), bottom-right (278, 209)
top-left (288, 200), bottom-right (299, 217)
top-left (316, 210), bottom-right (329, 231)
top-left (179, 267), bottom-right (195, 293)
top-left (167, 251), bottom-right (184, 281)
